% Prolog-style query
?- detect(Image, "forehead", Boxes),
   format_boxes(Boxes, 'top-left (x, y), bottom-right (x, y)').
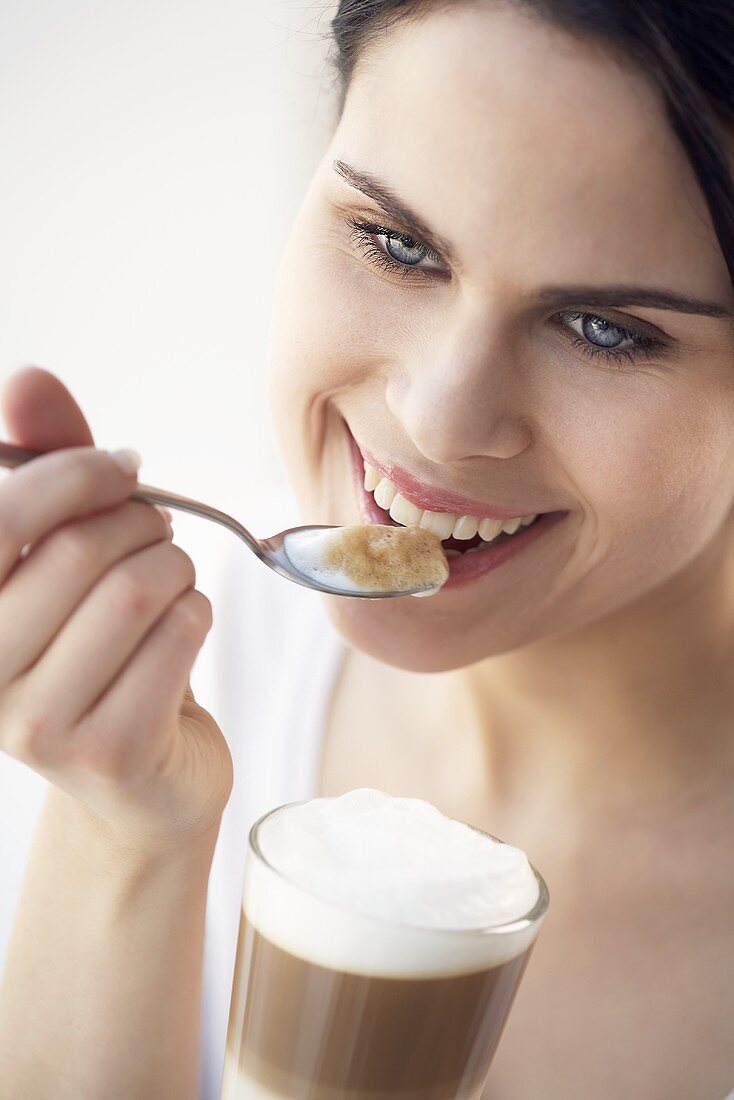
top-left (336, 4), bottom-right (731, 301)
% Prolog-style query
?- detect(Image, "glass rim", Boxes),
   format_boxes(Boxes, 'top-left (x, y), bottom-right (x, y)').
top-left (247, 797), bottom-right (549, 937)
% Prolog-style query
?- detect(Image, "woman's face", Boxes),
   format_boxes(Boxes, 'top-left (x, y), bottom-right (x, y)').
top-left (268, 4), bottom-right (734, 672)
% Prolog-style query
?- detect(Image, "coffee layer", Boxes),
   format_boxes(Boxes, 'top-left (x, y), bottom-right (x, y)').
top-left (222, 919), bottom-right (530, 1100)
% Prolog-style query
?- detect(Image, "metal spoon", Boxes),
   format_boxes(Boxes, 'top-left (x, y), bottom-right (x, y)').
top-left (0, 441), bottom-right (439, 599)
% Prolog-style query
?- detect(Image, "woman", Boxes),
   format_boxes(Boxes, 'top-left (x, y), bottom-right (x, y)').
top-left (0, 1), bottom-right (733, 1096)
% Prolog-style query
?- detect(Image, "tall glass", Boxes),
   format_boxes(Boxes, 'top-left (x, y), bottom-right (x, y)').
top-left (220, 799), bottom-right (549, 1100)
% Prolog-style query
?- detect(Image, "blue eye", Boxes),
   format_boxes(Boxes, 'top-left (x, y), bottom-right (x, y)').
top-left (559, 310), bottom-right (664, 365)
top-left (382, 234), bottom-right (427, 266)
top-left (346, 217), bottom-right (447, 277)
top-left (565, 312), bottom-right (631, 350)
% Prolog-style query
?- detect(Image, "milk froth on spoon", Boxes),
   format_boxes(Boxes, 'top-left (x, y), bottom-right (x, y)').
top-left (283, 524), bottom-right (449, 597)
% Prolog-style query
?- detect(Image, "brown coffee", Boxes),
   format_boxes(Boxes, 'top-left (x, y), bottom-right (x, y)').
top-left (222, 915), bottom-right (531, 1100)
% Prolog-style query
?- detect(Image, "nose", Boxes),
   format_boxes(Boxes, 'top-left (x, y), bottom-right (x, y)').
top-left (385, 311), bottom-right (533, 465)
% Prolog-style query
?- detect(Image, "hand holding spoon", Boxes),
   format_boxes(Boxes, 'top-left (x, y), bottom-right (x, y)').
top-left (0, 441), bottom-right (447, 599)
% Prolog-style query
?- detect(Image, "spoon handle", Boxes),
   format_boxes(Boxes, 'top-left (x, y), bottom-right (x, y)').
top-left (0, 440), bottom-right (263, 557)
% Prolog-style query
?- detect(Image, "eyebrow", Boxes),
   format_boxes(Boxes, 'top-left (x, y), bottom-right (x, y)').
top-left (333, 159), bottom-right (457, 263)
top-left (536, 286), bottom-right (732, 319)
top-left (333, 159), bottom-right (732, 319)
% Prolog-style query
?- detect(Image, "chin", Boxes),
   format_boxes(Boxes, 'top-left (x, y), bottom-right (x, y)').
top-left (320, 591), bottom-right (531, 673)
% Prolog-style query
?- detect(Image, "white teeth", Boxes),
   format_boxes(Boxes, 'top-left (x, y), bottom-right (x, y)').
top-left (478, 517), bottom-right (504, 542)
top-left (388, 493), bottom-right (423, 526)
top-left (419, 510), bottom-right (456, 539)
top-left (452, 515), bottom-right (479, 540)
top-left (363, 464), bottom-right (539, 543)
top-left (363, 464), bottom-right (381, 492)
top-left (373, 477), bottom-right (397, 511)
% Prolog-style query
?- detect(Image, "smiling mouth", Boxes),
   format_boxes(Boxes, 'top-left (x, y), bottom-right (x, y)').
top-left (351, 440), bottom-right (543, 555)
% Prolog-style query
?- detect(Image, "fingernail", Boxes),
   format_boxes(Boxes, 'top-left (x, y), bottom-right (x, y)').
top-left (110, 448), bottom-right (141, 476)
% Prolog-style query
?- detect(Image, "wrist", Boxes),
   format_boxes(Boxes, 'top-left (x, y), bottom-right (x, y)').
top-left (42, 785), bottom-right (220, 882)
top-left (1, 784), bottom-right (218, 1100)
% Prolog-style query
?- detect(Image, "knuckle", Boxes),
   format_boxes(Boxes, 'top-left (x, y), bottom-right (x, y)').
top-left (168, 590), bottom-right (212, 638)
top-left (106, 542), bottom-right (192, 620)
top-left (131, 501), bottom-right (171, 539)
top-left (193, 590), bottom-right (214, 629)
top-left (169, 543), bottom-right (196, 588)
top-left (110, 569), bottom-right (155, 618)
top-left (12, 711), bottom-right (57, 766)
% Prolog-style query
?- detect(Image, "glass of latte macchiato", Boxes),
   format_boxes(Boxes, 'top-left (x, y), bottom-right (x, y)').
top-left (219, 789), bottom-right (548, 1100)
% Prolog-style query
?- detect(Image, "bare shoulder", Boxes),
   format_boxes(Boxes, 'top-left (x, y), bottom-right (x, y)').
top-left (485, 802), bottom-right (734, 1099)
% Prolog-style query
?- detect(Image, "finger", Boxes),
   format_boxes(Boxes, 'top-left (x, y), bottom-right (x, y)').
top-left (77, 589), bottom-right (213, 781)
top-left (1, 366), bottom-right (95, 450)
top-left (0, 445), bottom-right (139, 583)
top-left (26, 541), bottom-right (196, 728)
top-left (0, 500), bottom-right (172, 681)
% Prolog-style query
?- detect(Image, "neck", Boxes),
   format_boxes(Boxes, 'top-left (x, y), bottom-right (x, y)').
top-left (457, 525), bottom-right (734, 827)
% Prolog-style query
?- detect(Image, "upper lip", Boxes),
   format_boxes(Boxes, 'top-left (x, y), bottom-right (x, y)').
top-left (355, 438), bottom-right (547, 520)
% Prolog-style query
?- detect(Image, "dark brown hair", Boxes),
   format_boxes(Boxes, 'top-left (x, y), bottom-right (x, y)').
top-left (330, 0), bottom-right (734, 285)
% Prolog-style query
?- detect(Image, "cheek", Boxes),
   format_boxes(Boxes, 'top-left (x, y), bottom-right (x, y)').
top-left (270, 234), bottom-right (385, 411)
top-left (268, 212), bottom-right (433, 515)
top-left (552, 372), bottom-right (734, 576)
top-left (268, 210), bottom-right (433, 420)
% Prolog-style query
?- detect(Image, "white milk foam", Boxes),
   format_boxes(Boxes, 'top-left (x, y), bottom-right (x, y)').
top-left (283, 528), bottom-right (363, 592)
top-left (244, 788), bottom-right (544, 978)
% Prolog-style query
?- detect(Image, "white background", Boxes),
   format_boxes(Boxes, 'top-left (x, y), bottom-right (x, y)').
top-left (0, 0), bottom-right (337, 947)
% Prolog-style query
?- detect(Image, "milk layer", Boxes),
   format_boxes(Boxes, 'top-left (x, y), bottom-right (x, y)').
top-left (245, 789), bottom-right (545, 978)
top-left (220, 1066), bottom-right (281, 1100)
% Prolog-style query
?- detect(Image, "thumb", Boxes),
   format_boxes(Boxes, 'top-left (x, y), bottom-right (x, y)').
top-left (1, 366), bottom-right (95, 451)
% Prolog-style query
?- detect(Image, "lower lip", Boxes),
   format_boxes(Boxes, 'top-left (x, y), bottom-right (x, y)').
top-left (347, 430), bottom-right (567, 590)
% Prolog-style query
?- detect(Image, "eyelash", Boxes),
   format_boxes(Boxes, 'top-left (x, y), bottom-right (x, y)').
top-left (346, 217), bottom-right (444, 282)
top-left (559, 312), bottom-right (664, 366)
top-left (345, 217), bottom-right (666, 366)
